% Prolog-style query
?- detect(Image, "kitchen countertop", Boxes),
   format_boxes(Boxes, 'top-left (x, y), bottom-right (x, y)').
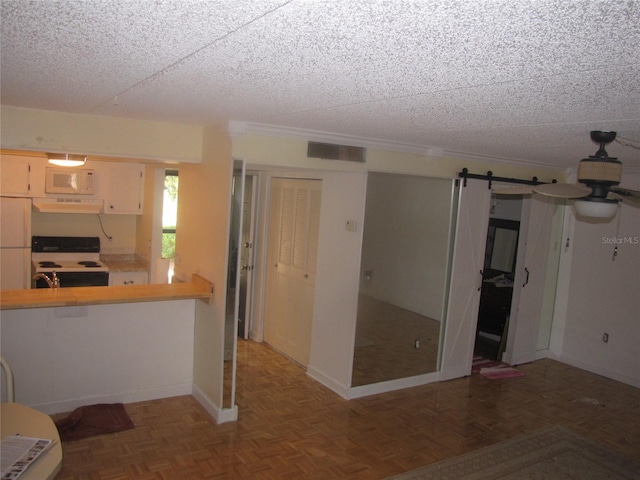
top-left (101, 254), bottom-right (149, 272)
top-left (0, 274), bottom-right (213, 310)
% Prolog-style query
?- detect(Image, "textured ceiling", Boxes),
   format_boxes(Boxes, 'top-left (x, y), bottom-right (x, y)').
top-left (1, 0), bottom-right (639, 169)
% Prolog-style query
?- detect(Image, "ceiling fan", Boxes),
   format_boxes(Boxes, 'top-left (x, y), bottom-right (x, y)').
top-left (494, 131), bottom-right (640, 219)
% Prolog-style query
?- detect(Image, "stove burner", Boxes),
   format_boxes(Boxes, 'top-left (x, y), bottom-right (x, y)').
top-left (78, 261), bottom-right (101, 268)
top-left (39, 261), bottom-right (62, 268)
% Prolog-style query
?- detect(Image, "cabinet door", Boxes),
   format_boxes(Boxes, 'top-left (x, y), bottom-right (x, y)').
top-left (109, 272), bottom-right (148, 286)
top-left (0, 155), bottom-right (31, 196)
top-left (0, 248), bottom-right (31, 290)
top-left (104, 164), bottom-right (144, 214)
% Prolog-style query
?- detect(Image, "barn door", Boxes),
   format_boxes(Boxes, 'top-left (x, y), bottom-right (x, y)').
top-left (440, 179), bottom-right (492, 381)
top-left (264, 178), bottom-right (322, 366)
top-left (503, 194), bottom-right (557, 365)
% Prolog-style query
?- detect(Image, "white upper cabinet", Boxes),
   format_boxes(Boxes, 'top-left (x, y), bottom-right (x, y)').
top-left (0, 154), bottom-right (31, 196)
top-left (1, 155), bottom-right (145, 215)
top-left (101, 163), bottom-right (145, 215)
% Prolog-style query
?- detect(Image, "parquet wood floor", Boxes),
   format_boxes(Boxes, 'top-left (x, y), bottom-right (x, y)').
top-left (53, 339), bottom-right (640, 479)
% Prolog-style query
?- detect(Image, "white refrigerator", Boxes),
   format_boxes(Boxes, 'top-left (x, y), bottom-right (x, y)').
top-left (1, 197), bottom-right (32, 290)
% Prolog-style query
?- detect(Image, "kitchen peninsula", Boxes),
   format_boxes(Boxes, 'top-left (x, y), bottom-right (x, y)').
top-left (0, 275), bottom-right (216, 416)
top-left (0, 274), bottom-right (213, 310)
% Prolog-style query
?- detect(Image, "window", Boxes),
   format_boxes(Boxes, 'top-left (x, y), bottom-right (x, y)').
top-left (163, 170), bottom-right (179, 282)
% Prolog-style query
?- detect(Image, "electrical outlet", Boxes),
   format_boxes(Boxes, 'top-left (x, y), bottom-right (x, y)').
top-left (602, 333), bottom-right (609, 343)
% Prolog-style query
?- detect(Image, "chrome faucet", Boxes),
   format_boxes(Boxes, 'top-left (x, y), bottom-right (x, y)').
top-left (32, 271), bottom-right (60, 288)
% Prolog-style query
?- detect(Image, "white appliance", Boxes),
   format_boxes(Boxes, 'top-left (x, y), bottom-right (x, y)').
top-left (31, 197), bottom-right (104, 214)
top-left (31, 236), bottom-right (109, 288)
top-left (45, 167), bottom-right (96, 195)
top-left (0, 197), bottom-right (32, 290)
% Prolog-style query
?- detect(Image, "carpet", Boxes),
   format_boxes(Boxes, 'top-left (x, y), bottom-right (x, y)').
top-left (386, 426), bottom-right (640, 479)
top-left (55, 403), bottom-right (135, 441)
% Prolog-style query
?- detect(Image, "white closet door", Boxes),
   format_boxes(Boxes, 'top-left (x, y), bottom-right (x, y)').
top-left (264, 179), bottom-right (296, 356)
top-left (264, 178), bottom-right (321, 366)
top-left (503, 194), bottom-right (556, 365)
top-left (297, 187), bottom-right (321, 366)
top-left (440, 179), bottom-right (492, 381)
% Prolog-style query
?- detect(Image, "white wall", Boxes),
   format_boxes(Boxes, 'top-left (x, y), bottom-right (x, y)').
top-left (1, 106), bottom-right (203, 163)
top-left (32, 211), bottom-right (138, 255)
top-left (0, 300), bottom-right (195, 414)
top-left (551, 178), bottom-right (640, 387)
top-left (490, 195), bottom-right (522, 221)
top-left (307, 171), bottom-right (367, 396)
top-left (176, 124), bottom-right (233, 419)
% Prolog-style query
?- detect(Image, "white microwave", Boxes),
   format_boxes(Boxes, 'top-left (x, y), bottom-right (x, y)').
top-left (45, 168), bottom-right (96, 195)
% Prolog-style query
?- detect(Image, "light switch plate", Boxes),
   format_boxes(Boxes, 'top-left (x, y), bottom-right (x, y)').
top-left (345, 220), bottom-right (357, 232)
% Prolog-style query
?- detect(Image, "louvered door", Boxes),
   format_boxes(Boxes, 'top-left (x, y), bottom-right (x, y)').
top-left (264, 178), bottom-right (322, 366)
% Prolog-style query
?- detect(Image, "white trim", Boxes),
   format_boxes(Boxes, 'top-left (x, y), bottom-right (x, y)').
top-left (229, 121), bottom-right (567, 171)
top-left (191, 383), bottom-right (238, 424)
top-left (548, 206), bottom-right (574, 358)
top-left (30, 384), bottom-right (192, 415)
top-left (554, 352), bottom-right (640, 389)
top-left (306, 366), bottom-right (350, 399)
top-left (307, 365), bottom-right (442, 400)
top-left (218, 406), bottom-right (239, 423)
top-left (348, 372), bottom-right (440, 400)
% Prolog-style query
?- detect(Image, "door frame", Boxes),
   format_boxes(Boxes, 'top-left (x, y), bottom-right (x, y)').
top-left (238, 173), bottom-right (259, 340)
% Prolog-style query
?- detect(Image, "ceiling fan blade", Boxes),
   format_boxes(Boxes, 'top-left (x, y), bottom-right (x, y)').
top-left (533, 183), bottom-right (592, 198)
top-left (611, 186), bottom-right (640, 206)
top-left (492, 185), bottom-right (534, 195)
top-left (608, 192), bottom-right (624, 200)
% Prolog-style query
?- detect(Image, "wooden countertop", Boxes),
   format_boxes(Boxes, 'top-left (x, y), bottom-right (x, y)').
top-left (0, 274), bottom-right (214, 310)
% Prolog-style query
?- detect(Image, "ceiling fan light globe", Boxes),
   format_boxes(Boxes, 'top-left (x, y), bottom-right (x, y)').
top-left (574, 198), bottom-right (619, 219)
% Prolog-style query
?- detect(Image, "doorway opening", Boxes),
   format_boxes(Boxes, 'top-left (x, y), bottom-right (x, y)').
top-left (474, 196), bottom-right (522, 361)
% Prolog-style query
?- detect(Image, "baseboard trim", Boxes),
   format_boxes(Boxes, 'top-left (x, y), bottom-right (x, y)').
top-left (306, 365), bottom-right (441, 400)
top-left (306, 366), bottom-right (350, 399)
top-left (191, 384), bottom-right (238, 424)
top-left (30, 383), bottom-right (193, 415)
top-left (348, 371), bottom-right (440, 399)
top-left (553, 353), bottom-right (639, 389)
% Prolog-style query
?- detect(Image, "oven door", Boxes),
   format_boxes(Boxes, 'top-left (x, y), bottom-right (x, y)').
top-left (33, 271), bottom-right (109, 288)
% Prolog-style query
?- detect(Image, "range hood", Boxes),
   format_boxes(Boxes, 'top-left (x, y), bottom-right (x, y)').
top-left (32, 198), bottom-right (104, 214)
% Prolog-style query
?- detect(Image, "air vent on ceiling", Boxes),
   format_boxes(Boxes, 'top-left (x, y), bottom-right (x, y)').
top-left (307, 141), bottom-right (366, 162)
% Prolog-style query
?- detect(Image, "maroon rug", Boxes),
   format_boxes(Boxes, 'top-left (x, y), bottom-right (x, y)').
top-left (472, 356), bottom-right (525, 380)
top-left (55, 403), bottom-right (135, 441)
